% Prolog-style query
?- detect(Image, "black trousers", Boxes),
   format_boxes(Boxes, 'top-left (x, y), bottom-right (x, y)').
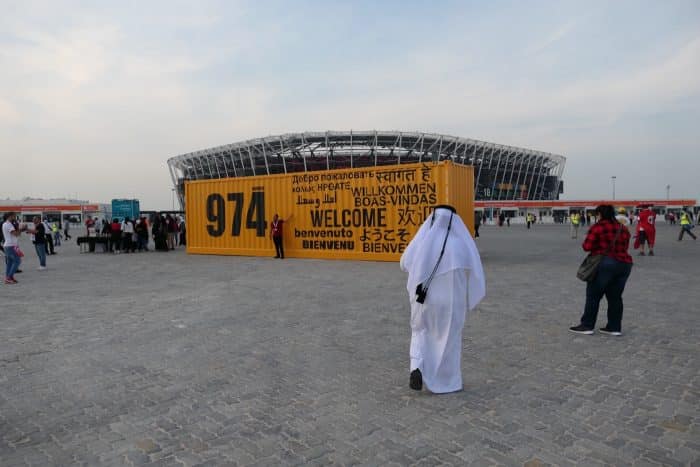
top-left (111, 233), bottom-right (122, 251)
top-left (122, 235), bottom-right (133, 252)
top-left (273, 236), bottom-right (284, 258)
top-left (678, 226), bottom-right (697, 240)
top-left (580, 257), bottom-right (632, 332)
top-left (45, 235), bottom-right (55, 254)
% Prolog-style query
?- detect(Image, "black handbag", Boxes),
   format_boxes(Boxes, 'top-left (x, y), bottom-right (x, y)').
top-left (576, 224), bottom-right (621, 282)
top-left (576, 254), bottom-right (603, 282)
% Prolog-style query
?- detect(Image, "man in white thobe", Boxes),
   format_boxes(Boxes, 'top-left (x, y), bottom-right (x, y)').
top-left (400, 205), bottom-right (486, 393)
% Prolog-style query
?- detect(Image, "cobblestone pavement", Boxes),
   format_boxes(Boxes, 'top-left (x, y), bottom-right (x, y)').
top-left (1, 224), bottom-right (698, 466)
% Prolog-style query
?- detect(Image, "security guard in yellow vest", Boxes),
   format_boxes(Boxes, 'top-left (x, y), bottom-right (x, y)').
top-left (570, 212), bottom-right (580, 239)
top-left (678, 211), bottom-right (697, 241)
top-left (51, 223), bottom-right (61, 246)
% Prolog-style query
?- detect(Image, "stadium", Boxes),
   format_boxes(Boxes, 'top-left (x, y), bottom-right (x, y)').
top-left (167, 131), bottom-right (566, 207)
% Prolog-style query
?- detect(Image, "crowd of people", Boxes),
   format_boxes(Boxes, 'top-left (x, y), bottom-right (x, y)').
top-left (1, 212), bottom-right (187, 284)
top-left (479, 207), bottom-right (696, 247)
top-left (2, 200), bottom-right (697, 400)
top-left (1, 213), bottom-right (63, 282)
top-left (82, 213), bottom-right (186, 253)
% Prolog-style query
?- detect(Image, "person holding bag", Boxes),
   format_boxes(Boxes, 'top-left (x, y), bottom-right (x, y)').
top-left (400, 205), bottom-right (486, 393)
top-left (570, 205), bottom-right (632, 336)
top-left (2, 212), bottom-right (25, 284)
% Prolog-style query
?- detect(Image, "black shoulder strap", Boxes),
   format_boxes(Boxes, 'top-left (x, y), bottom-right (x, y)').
top-left (422, 212), bottom-right (454, 292)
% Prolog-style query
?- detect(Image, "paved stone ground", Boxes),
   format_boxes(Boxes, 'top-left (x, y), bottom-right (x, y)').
top-left (1, 224), bottom-right (698, 466)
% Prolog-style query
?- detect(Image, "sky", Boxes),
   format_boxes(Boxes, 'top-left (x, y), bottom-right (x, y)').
top-left (1, 0), bottom-right (699, 209)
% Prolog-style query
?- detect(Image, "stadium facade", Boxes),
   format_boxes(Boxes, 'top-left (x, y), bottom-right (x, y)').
top-left (167, 131), bottom-right (566, 208)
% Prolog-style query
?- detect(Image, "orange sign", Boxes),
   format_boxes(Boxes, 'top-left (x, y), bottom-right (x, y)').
top-left (185, 161), bottom-right (474, 261)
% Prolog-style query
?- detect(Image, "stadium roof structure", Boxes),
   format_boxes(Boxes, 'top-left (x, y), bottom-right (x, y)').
top-left (168, 131), bottom-right (566, 205)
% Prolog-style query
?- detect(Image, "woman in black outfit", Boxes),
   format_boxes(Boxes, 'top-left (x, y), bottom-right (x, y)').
top-left (153, 214), bottom-right (169, 251)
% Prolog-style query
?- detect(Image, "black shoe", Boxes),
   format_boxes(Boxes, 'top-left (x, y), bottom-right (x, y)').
top-left (15, 269), bottom-right (22, 273)
top-left (649, 251), bottom-right (654, 256)
top-left (639, 251), bottom-right (646, 256)
top-left (599, 327), bottom-right (622, 336)
top-left (569, 325), bottom-right (594, 335)
top-left (410, 369), bottom-right (423, 390)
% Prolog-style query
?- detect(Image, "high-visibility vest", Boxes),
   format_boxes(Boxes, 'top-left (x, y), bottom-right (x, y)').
top-left (680, 214), bottom-right (691, 225)
top-left (572, 214), bottom-right (579, 225)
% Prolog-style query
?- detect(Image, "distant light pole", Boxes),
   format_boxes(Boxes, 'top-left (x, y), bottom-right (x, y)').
top-left (611, 176), bottom-right (616, 200)
top-left (171, 188), bottom-right (175, 211)
top-left (666, 184), bottom-right (670, 203)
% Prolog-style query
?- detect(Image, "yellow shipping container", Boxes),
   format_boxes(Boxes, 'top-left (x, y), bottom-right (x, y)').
top-left (185, 160), bottom-right (474, 261)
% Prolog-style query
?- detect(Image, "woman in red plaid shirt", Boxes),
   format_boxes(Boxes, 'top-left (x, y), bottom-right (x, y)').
top-left (570, 205), bottom-right (633, 336)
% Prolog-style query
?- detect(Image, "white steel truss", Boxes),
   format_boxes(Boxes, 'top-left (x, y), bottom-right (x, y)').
top-left (167, 131), bottom-right (566, 208)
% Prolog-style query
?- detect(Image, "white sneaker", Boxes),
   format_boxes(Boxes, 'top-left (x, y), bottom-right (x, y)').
top-left (38, 266), bottom-right (47, 271)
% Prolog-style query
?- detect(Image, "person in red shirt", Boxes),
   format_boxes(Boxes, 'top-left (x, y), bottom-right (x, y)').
top-left (110, 218), bottom-right (122, 254)
top-left (270, 213), bottom-right (292, 259)
top-left (570, 205), bottom-right (633, 336)
top-left (634, 205), bottom-right (656, 256)
top-left (85, 216), bottom-right (95, 236)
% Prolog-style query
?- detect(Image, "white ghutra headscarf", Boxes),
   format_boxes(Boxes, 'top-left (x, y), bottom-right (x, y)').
top-left (400, 205), bottom-right (485, 310)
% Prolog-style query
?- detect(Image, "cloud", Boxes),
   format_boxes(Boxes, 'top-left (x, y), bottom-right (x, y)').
top-left (0, 97), bottom-right (20, 125)
top-left (15, 26), bottom-right (118, 85)
top-left (0, 1), bottom-right (698, 206)
top-left (0, 5), bottom-right (252, 205)
top-left (525, 19), bottom-right (578, 56)
top-left (286, 33), bottom-right (700, 142)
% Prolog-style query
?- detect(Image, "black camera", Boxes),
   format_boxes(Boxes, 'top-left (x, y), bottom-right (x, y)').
top-left (415, 283), bottom-right (427, 304)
